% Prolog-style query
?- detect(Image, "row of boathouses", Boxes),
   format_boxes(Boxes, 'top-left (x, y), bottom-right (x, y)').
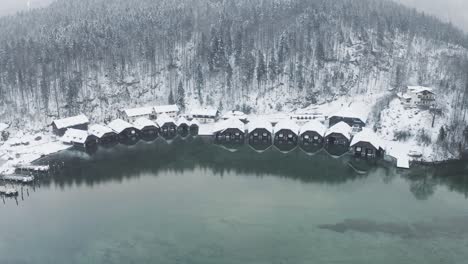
top-left (212, 117), bottom-right (384, 158)
top-left (51, 104), bottom-right (385, 159)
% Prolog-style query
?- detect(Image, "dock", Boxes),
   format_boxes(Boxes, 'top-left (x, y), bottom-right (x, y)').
top-left (0, 186), bottom-right (18, 196)
top-left (14, 165), bottom-right (49, 173)
top-left (1, 174), bottom-right (35, 183)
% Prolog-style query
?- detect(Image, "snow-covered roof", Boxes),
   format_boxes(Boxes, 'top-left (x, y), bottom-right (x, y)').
top-left (330, 108), bottom-right (368, 123)
top-left (325, 121), bottom-right (352, 140)
top-left (121, 106), bottom-right (154, 117)
top-left (299, 120), bottom-right (327, 136)
top-left (247, 119), bottom-right (273, 133)
top-left (52, 114), bottom-right (89, 129)
top-left (108, 119), bottom-right (135, 134)
top-left (133, 117), bottom-right (158, 130)
top-left (408, 86), bottom-right (435, 94)
top-left (89, 124), bottom-right (114, 138)
top-left (61, 128), bottom-right (89, 144)
top-left (350, 128), bottom-right (384, 150)
top-left (176, 117), bottom-right (190, 126)
top-left (189, 119), bottom-right (200, 127)
top-left (222, 110), bottom-right (247, 120)
top-left (0, 122), bottom-right (9, 132)
top-left (156, 113), bottom-right (176, 127)
top-left (213, 118), bottom-right (245, 133)
top-left (274, 119), bottom-right (300, 135)
top-left (191, 108), bottom-right (219, 117)
top-left (154, 104), bottom-right (179, 113)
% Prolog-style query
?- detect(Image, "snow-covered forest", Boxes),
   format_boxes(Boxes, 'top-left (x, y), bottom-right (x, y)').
top-left (0, 0), bottom-right (467, 137)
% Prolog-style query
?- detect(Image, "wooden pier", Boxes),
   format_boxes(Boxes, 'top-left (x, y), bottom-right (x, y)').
top-left (1, 174), bottom-right (35, 183)
top-left (0, 186), bottom-right (18, 196)
top-left (14, 165), bottom-right (49, 173)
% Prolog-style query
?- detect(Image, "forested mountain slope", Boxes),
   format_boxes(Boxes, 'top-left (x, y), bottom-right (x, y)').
top-left (0, 0), bottom-right (467, 131)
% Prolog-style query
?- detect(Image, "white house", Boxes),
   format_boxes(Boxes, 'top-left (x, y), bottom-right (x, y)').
top-left (154, 105), bottom-right (179, 119)
top-left (119, 106), bottom-right (155, 122)
top-left (402, 86), bottom-right (436, 108)
top-left (190, 108), bottom-right (220, 123)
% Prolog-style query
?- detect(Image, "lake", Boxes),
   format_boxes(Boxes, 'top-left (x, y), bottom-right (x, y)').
top-left (1, 138), bottom-right (467, 264)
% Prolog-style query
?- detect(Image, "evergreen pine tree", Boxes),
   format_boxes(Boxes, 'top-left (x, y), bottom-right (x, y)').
top-left (168, 89), bottom-right (175, 105)
top-left (176, 80), bottom-right (185, 112)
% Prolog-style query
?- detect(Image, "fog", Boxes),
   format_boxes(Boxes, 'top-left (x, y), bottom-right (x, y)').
top-left (0, 0), bottom-right (467, 32)
top-left (395, 0), bottom-right (468, 32)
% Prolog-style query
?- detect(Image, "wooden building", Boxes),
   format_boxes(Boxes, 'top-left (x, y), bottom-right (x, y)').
top-left (61, 128), bottom-right (98, 149)
top-left (52, 114), bottom-right (89, 136)
top-left (273, 119), bottom-right (300, 150)
top-left (133, 117), bottom-right (159, 140)
top-left (190, 108), bottom-right (220, 124)
top-left (189, 120), bottom-right (200, 136)
top-left (213, 118), bottom-right (245, 144)
top-left (176, 117), bottom-right (190, 137)
top-left (119, 107), bottom-right (155, 123)
top-left (247, 119), bottom-right (273, 147)
top-left (324, 121), bottom-right (352, 146)
top-left (108, 119), bottom-right (140, 143)
top-left (329, 109), bottom-right (367, 130)
top-left (89, 124), bottom-right (118, 145)
top-left (156, 113), bottom-right (177, 140)
top-left (350, 129), bottom-right (385, 158)
top-left (154, 105), bottom-right (179, 119)
top-left (404, 86), bottom-right (436, 108)
top-left (299, 120), bottom-right (326, 146)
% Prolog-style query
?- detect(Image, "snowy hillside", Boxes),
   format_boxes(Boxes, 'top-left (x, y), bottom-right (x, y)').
top-left (0, 0), bottom-right (467, 156)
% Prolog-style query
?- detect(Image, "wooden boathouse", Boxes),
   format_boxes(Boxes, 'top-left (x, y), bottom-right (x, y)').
top-left (156, 113), bottom-right (177, 140)
top-left (213, 118), bottom-right (245, 144)
top-left (176, 117), bottom-right (190, 137)
top-left (273, 119), bottom-right (300, 151)
top-left (108, 119), bottom-right (140, 143)
top-left (299, 120), bottom-right (326, 146)
top-left (89, 124), bottom-right (118, 145)
top-left (52, 114), bottom-right (89, 136)
top-left (189, 120), bottom-right (200, 136)
top-left (324, 121), bottom-right (352, 146)
top-left (61, 128), bottom-right (98, 149)
top-left (247, 119), bottom-right (273, 149)
top-left (133, 117), bottom-right (159, 140)
top-left (350, 129), bottom-right (385, 158)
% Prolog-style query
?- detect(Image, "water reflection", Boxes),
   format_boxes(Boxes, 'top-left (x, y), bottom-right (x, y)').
top-left (35, 139), bottom-right (468, 200)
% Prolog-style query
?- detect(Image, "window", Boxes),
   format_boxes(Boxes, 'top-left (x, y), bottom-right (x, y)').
top-left (304, 135), bottom-right (310, 139)
top-left (288, 134), bottom-right (293, 138)
top-left (314, 136), bottom-right (319, 140)
top-left (263, 133), bottom-right (267, 136)
top-left (356, 147), bottom-right (362, 152)
top-left (254, 133), bottom-right (258, 136)
top-left (279, 133), bottom-right (284, 138)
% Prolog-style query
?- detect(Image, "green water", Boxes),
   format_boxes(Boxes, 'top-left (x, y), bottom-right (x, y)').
top-left (1, 138), bottom-right (468, 264)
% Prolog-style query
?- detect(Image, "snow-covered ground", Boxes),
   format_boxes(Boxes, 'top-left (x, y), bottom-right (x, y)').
top-left (0, 132), bottom-right (70, 175)
top-left (378, 98), bottom-right (456, 162)
top-left (0, 91), bottom-right (460, 174)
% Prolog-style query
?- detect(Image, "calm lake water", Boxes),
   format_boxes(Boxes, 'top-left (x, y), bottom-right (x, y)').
top-left (1, 138), bottom-right (468, 264)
